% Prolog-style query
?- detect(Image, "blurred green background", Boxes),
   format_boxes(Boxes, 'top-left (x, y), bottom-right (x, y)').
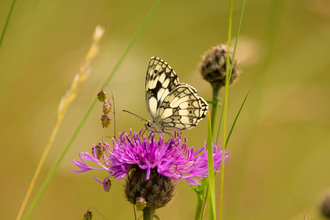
top-left (1, 0), bottom-right (330, 219)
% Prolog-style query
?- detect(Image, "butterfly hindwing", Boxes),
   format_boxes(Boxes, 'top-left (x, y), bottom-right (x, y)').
top-left (145, 57), bottom-right (208, 133)
top-left (156, 84), bottom-right (208, 131)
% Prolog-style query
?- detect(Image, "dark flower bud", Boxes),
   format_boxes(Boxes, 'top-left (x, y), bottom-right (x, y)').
top-left (97, 90), bottom-right (107, 103)
top-left (83, 210), bottom-right (92, 220)
top-left (92, 142), bottom-right (105, 160)
top-left (103, 177), bottom-right (112, 192)
top-left (124, 166), bottom-right (175, 212)
top-left (200, 44), bottom-right (240, 89)
top-left (101, 115), bottom-right (111, 128)
top-left (103, 101), bottom-right (112, 115)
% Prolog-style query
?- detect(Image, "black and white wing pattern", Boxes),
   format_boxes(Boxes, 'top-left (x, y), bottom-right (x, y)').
top-left (145, 57), bottom-right (208, 133)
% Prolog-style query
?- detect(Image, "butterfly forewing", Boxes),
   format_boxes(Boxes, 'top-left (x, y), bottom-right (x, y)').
top-left (145, 57), bottom-right (179, 120)
top-left (145, 57), bottom-right (208, 133)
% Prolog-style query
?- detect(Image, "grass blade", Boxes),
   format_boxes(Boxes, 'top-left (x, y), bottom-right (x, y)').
top-left (225, 88), bottom-right (250, 148)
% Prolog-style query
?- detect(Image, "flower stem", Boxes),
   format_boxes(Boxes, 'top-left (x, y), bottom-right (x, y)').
top-left (210, 84), bottom-right (221, 133)
top-left (143, 208), bottom-right (155, 220)
top-left (193, 179), bottom-right (207, 220)
top-left (195, 86), bottom-right (220, 219)
top-left (194, 197), bottom-right (203, 220)
top-left (207, 112), bottom-right (216, 220)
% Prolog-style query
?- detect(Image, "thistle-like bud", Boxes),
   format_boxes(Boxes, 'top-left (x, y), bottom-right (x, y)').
top-left (103, 177), bottom-right (112, 192)
top-left (83, 210), bottom-right (92, 220)
top-left (92, 142), bottom-right (105, 160)
top-left (97, 90), bottom-right (107, 103)
top-left (124, 166), bottom-right (175, 213)
top-left (321, 191), bottom-right (330, 218)
top-left (101, 115), bottom-right (111, 128)
top-left (103, 101), bottom-right (112, 115)
top-left (200, 44), bottom-right (239, 89)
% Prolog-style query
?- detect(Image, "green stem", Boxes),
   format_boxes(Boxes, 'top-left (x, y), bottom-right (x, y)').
top-left (210, 84), bottom-right (221, 133)
top-left (143, 209), bottom-right (155, 220)
top-left (193, 180), bottom-right (207, 220)
top-left (219, 0), bottom-right (234, 218)
top-left (206, 112), bottom-right (216, 220)
top-left (0, 0), bottom-right (17, 50)
top-left (194, 197), bottom-right (203, 220)
top-left (200, 187), bottom-right (209, 220)
top-left (195, 85), bottom-right (220, 220)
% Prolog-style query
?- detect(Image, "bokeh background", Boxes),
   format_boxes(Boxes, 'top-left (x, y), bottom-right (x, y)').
top-left (1, 0), bottom-right (330, 219)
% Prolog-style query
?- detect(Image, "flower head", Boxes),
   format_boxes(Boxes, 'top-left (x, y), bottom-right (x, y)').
top-left (71, 130), bottom-right (229, 186)
top-left (71, 130), bottom-right (229, 211)
top-left (200, 44), bottom-right (240, 89)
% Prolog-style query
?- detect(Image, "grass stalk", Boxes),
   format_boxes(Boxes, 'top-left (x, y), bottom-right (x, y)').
top-left (219, 0), bottom-right (246, 218)
top-left (219, 0), bottom-right (234, 218)
top-left (17, 26), bottom-right (105, 220)
top-left (20, 1), bottom-right (162, 219)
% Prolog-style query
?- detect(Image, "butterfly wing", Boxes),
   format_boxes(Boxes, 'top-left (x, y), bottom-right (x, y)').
top-left (155, 84), bottom-right (208, 132)
top-left (145, 56), bottom-right (209, 133)
top-left (145, 57), bottom-right (180, 121)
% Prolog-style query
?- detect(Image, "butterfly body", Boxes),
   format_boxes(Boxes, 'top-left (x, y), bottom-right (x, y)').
top-left (145, 57), bottom-right (208, 133)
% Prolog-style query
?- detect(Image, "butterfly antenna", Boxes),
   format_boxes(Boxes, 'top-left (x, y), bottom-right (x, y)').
top-left (122, 110), bottom-right (148, 122)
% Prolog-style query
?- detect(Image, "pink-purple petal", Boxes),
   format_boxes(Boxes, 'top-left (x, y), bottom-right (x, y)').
top-left (71, 130), bottom-right (229, 188)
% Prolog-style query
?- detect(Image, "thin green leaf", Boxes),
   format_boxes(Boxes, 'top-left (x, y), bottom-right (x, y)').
top-left (225, 88), bottom-right (251, 148)
top-left (226, 0), bottom-right (285, 218)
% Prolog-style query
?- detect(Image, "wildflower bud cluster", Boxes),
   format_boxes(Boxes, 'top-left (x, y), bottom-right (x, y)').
top-left (97, 90), bottom-right (112, 128)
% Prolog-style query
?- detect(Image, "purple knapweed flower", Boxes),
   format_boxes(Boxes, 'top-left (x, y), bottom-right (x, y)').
top-left (71, 130), bottom-right (229, 211)
top-left (71, 130), bottom-right (229, 186)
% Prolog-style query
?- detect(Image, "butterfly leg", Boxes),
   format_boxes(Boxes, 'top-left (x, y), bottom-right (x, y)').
top-left (141, 129), bottom-right (147, 138)
top-left (146, 131), bottom-right (154, 140)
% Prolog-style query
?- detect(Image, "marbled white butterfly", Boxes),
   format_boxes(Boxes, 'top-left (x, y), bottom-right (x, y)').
top-left (145, 57), bottom-right (208, 133)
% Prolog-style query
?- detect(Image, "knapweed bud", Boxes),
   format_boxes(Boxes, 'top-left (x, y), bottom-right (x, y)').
top-left (97, 90), bottom-right (107, 103)
top-left (103, 101), bottom-right (112, 115)
top-left (103, 177), bottom-right (112, 192)
top-left (124, 166), bottom-right (175, 212)
top-left (200, 44), bottom-right (239, 89)
top-left (83, 210), bottom-right (92, 220)
top-left (321, 191), bottom-right (330, 218)
top-left (92, 142), bottom-right (105, 160)
top-left (101, 115), bottom-right (111, 128)
top-left (136, 197), bottom-right (147, 211)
